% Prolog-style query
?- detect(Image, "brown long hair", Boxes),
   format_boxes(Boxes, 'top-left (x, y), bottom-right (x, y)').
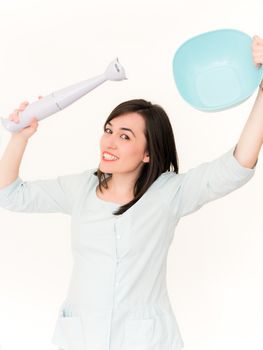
top-left (94, 99), bottom-right (179, 215)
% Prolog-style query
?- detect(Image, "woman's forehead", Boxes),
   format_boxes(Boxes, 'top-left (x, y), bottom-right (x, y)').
top-left (108, 112), bottom-right (145, 130)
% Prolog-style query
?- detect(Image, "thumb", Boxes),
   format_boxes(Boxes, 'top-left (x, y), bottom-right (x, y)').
top-left (252, 35), bottom-right (262, 47)
top-left (27, 117), bottom-right (38, 126)
top-left (31, 116), bottom-right (38, 123)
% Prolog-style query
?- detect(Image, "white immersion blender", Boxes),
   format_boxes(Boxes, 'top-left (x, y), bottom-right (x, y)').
top-left (1, 58), bottom-right (127, 133)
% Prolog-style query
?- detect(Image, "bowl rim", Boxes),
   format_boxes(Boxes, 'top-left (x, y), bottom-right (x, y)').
top-left (172, 28), bottom-right (263, 111)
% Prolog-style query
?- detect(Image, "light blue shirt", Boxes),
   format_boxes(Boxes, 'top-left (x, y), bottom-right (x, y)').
top-left (0, 144), bottom-right (256, 350)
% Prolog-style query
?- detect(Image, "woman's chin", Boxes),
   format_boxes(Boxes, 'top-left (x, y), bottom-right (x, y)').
top-left (99, 162), bottom-right (115, 173)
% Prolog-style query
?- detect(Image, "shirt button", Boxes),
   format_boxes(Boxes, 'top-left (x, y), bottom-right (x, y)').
top-left (116, 257), bottom-right (121, 264)
top-left (116, 235), bottom-right (121, 240)
top-left (116, 281), bottom-right (120, 286)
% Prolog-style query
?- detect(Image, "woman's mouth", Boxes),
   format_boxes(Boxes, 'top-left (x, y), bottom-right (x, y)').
top-left (102, 152), bottom-right (119, 161)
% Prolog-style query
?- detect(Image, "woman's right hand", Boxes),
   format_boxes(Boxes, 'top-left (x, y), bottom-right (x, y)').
top-left (8, 96), bottom-right (42, 141)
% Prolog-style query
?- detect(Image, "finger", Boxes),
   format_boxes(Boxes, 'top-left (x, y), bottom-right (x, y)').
top-left (253, 46), bottom-right (263, 51)
top-left (25, 118), bottom-right (36, 129)
top-left (38, 95), bottom-right (43, 99)
top-left (253, 56), bottom-right (263, 64)
top-left (31, 117), bottom-right (38, 124)
top-left (253, 54), bottom-right (263, 62)
top-left (20, 101), bottom-right (29, 106)
top-left (9, 113), bottom-right (19, 123)
top-left (14, 109), bottom-right (21, 120)
top-left (252, 35), bottom-right (262, 42)
top-left (12, 110), bottom-right (20, 117)
top-left (19, 101), bottom-right (29, 109)
top-left (30, 117), bottom-right (39, 130)
top-left (252, 47), bottom-right (263, 54)
top-left (10, 109), bottom-right (21, 121)
top-left (252, 37), bottom-right (263, 48)
top-left (252, 39), bottom-right (263, 49)
top-left (253, 59), bottom-right (262, 68)
top-left (9, 109), bottom-right (21, 119)
top-left (18, 106), bottom-right (28, 112)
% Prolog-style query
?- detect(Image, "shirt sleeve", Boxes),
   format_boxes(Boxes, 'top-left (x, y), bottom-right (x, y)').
top-left (0, 168), bottom-right (95, 215)
top-left (172, 144), bottom-right (257, 218)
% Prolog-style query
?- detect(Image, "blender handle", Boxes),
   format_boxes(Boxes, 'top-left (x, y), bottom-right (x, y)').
top-left (1, 58), bottom-right (127, 133)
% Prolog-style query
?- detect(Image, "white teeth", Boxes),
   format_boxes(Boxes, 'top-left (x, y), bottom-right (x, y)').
top-left (103, 153), bottom-right (118, 160)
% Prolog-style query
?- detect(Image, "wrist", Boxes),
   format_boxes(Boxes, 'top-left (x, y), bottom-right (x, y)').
top-left (10, 133), bottom-right (29, 144)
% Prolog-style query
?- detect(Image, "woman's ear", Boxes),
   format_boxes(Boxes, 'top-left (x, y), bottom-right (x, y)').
top-left (143, 153), bottom-right (150, 163)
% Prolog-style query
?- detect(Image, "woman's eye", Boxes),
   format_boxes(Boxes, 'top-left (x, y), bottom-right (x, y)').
top-left (104, 128), bottom-right (129, 140)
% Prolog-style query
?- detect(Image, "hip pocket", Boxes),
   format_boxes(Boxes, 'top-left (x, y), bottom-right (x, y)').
top-left (60, 316), bottom-right (85, 350)
top-left (124, 318), bottom-right (154, 349)
top-left (52, 302), bottom-right (86, 350)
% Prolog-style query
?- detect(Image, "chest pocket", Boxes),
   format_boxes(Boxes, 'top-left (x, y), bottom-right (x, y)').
top-left (124, 318), bottom-right (155, 349)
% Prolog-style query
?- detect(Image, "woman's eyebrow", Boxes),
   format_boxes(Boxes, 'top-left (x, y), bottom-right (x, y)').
top-left (106, 121), bottom-right (136, 137)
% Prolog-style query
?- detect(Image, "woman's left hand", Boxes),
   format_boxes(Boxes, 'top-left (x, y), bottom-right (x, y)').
top-left (252, 35), bottom-right (263, 69)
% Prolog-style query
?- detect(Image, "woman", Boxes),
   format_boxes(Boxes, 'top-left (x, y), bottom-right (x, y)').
top-left (0, 35), bottom-right (262, 350)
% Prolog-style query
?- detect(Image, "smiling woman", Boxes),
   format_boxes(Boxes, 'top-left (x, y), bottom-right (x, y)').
top-left (94, 98), bottom-right (179, 215)
top-left (0, 34), bottom-right (261, 350)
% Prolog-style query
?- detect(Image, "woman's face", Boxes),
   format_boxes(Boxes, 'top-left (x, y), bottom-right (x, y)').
top-left (99, 112), bottom-right (150, 175)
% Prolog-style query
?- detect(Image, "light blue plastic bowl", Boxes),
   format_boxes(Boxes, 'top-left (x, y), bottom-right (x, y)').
top-left (172, 29), bottom-right (263, 112)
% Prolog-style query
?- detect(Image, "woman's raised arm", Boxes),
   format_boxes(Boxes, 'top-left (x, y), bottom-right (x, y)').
top-left (234, 35), bottom-right (263, 169)
top-left (0, 97), bottom-right (92, 216)
top-left (0, 100), bottom-right (38, 189)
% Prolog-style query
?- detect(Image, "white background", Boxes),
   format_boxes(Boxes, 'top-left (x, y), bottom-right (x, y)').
top-left (0, 0), bottom-right (262, 349)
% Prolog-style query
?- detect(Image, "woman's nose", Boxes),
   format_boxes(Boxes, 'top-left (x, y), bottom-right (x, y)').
top-left (107, 144), bottom-right (117, 150)
top-left (106, 136), bottom-right (118, 148)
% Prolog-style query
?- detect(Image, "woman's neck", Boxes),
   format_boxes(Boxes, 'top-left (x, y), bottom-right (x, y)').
top-left (105, 175), bottom-right (135, 198)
